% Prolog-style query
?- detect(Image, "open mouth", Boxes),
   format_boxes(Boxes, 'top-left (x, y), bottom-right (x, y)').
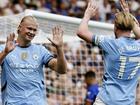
top-left (27, 34), bottom-right (35, 39)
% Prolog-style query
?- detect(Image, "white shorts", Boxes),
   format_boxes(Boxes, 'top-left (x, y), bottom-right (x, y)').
top-left (93, 97), bottom-right (106, 105)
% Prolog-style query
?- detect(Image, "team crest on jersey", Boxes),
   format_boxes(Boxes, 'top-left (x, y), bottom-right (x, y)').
top-left (33, 54), bottom-right (39, 60)
top-left (21, 52), bottom-right (28, 60)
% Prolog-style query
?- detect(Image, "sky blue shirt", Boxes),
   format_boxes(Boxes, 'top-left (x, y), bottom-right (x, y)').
top-left (0, 44), bottom-right (53, 105)
top-left (92, 35), bottom-right (140, 105)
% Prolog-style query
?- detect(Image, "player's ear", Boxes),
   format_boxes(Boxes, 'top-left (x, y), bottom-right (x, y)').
top-left (17, 29), bottom-right (19, 34)
top-left (17, 25), bottom-right (21, 34)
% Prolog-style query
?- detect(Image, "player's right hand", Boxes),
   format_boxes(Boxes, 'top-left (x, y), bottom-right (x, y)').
top-left (4, 33), bottom-right (16, 54)
top-left (48, 26), bottom-right (64, 48)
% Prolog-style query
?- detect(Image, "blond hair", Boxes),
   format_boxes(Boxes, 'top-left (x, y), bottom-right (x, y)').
top-left (114, 12), bottom-right (134, 31)
top-left (20, 16), bottom-right (37, 25)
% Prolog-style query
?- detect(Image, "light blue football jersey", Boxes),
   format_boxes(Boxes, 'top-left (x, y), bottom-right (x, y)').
top-left (0, 44), bottom-right (53, 105)
top-left (92, 35), bottom-right (140, 105)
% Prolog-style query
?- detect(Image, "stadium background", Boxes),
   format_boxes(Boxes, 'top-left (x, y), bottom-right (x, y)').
top-left (0, 0), bottom-right (140, 105)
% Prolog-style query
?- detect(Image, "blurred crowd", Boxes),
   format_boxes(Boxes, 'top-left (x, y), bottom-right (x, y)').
top-left (0, 0), bottom-right (140, 24)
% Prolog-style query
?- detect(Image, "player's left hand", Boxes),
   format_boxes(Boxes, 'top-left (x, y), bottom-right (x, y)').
top-left (48, 26), bottom-right (64, 48)
top-left (84, 0), bottom-right (98, 19)
top-left (120, 0), bottom-right (129, 13)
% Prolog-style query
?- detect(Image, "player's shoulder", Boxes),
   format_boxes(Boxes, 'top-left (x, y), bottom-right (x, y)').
top-left (94, 35), bottom-right (115, 44)
top-left (95, 35), bottom-right (114, 40)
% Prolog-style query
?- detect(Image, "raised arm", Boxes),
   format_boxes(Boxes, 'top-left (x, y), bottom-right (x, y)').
top-left (0, 33), bottom-right (16, 64)
top-left (76, 0), bottom-right (98, 43)
top-left (120, 0), bottom-right (140, 39)
top-left (132, 16), bottom-right (140, 39)
top-left (47, 26), bottom-right (67, 74)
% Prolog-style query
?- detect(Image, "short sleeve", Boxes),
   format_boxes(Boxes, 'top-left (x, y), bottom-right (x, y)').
top-left (86, 90), bottom-right (95, 102)
top-left (92, 35), bottom-right (117, 54)
top-left (40, 46), bottom-right (54, 66)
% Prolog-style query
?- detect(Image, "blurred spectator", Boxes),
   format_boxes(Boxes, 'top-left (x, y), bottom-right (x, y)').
top-left (14, 0), bottom-right (26, 13)
top-left (84, 71), bottom-right (99, 105)
top-left (0, 0), bottom-right (9, 8)
top-left (98, 0), bottom-right (111, 22)
top-left (0, 0), bottom-right (139, 24)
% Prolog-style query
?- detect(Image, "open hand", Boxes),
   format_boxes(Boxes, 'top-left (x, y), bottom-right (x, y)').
top-left (48, 26), bottom-right (64, 48)
top-left (120, 0), bottom-right (139, 26)
top-left (120, 0), bottom-right (129, 13)
top-left (84, 0), bottom-right (98, 19)
top-left (4, 33), bottom-right (16, 54)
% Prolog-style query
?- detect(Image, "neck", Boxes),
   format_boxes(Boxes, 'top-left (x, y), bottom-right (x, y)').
top-left (16, 37), bottom-right (31, 47)
top-left (116, 31), bottom-right (131, 38)
top-left (88, 80), bottom-right (97, 86)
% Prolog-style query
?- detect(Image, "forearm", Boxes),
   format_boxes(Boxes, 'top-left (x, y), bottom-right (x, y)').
top-left (56, 47), bottom-right (67, 74)
top-left (77, 15), bottom-right (93, 43)
top-left (78, 15), bottom-right (90, 34)
top-left (0, 50), bottom-right (8, 64)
